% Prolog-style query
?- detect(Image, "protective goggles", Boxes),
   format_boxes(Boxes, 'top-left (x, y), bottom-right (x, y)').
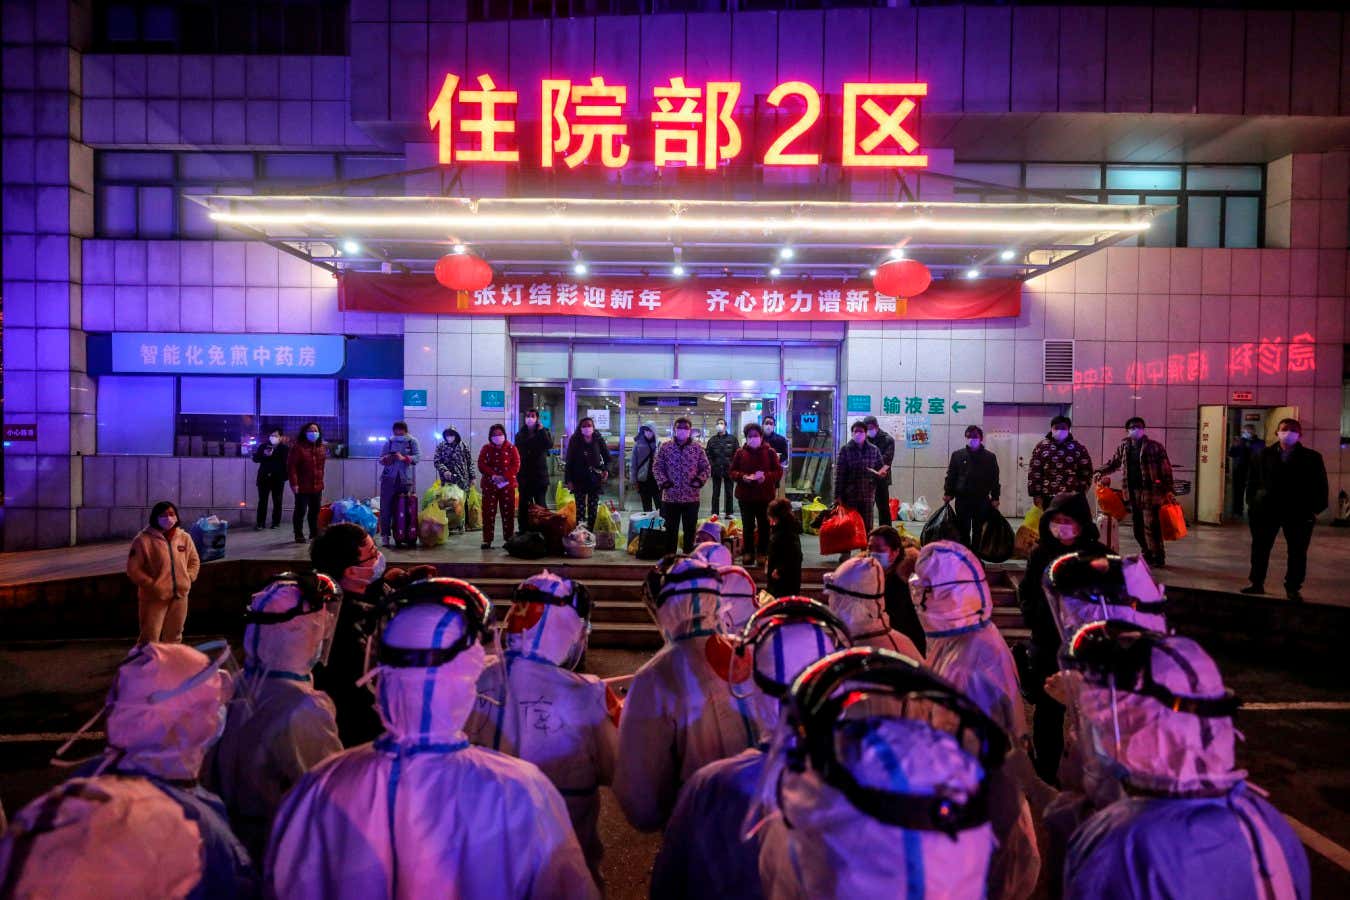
top-left (736, 597), bottom-right (852, 697)
top-left (820, 573), bottom-right (885, 601)
top-left (511, 579), bottom-right (593, 621)
top-left (642, 554), bottom-right (722, 609)
top-left (782, 647), bottom-right (1009, 836)
top-left (242, 571), bottom-right (342, 625)
top-left (1063, 621), bottom-right (1240, 718)
top-left (376, 577), bottom-right (492, 668)
top-left (1047, 553), bottom-right (1166, 617)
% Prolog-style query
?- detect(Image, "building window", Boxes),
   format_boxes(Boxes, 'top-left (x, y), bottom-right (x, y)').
top-left (98, 375), bottom-right (176, 454)
top-left (953, 162), bottom-right (1264, 249)
top-left (92, 0), bottom-right (349, 55)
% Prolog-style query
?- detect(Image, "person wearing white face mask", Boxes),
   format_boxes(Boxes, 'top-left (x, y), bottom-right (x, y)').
top-left (478, 423), bottom-right (522, 549)
top-left (1241, 417), bottom-right (1328, 602)
top-left (943, 424), bottom-right (1002, 551)
top-left (729, 422), bottom-right (782, 566)
top-left (252, 428), bottom-right (289, 530)
top-left (834, 420), bottom-right (885, 535)
top-left (1094, 418), bottom-right (1174, 568)
top-left (706, 417), bottom-right (740, 518)
top-left (652, 416), bottom-right (713, 554)
top-left (127, 500), bottom-right (201, 644)
top-left (287, 420), bottom-right (328, 544)
top-left (1028, 415), bottom-right (1094, 509)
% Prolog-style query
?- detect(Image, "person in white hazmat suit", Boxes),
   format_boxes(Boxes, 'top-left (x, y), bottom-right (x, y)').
top-left (0, 642), bottom-right (257, 897)
top-left (206, 571), bottom-right (344, 862)
top-left (614, 554), bottom-right (763, 831)
top-left (692, 537), bottom-right (765, 635)
top-left (755, 646), bottom-right (1010, 899)
top-left (909, 540), bottom-right (1041, 900)
top-left (823, 554), bottom-right (921, 657)
top-left (1060, 622), bottom-right (1310, 899)
top-left (464, 571), bottom-right (619, 880)
top-left (651, 597), bottom-right (851, 900)
top-left (266, 577), bottom-right (596, 900)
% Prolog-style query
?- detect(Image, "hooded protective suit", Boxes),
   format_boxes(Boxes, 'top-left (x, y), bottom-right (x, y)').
top-left (0, 642), bottom-right (256, 898)
top-left (464, 572), bottom-right (618, 877)
top-left (910, 540), bottom-right (1039, 900)
top-left (823, 556), bottom-right (920, 657)
top-left (652, 600), bottom-right (848, 900)
top-left (266, 589), bottom-right (597, 900)
top-left (614, 556), bottom-right (762, 831)
top-left (1063, 630), bottom-right (1309, 899)
top-left (716, 564), bottom-right (761, 634)
top-left (207, 575), bottom-right (343, 862)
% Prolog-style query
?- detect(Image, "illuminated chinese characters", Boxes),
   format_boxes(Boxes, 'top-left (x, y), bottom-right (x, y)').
top-left (427, 74), bottom-right (927, 169)
top-left (1053, 333), bottom-right (1317, 395)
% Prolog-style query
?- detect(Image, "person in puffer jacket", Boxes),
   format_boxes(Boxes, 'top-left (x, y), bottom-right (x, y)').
top-left (652, 418), bottom-right (712, 554)
top-left (126, 500), bottom-right (200, 644)
top-left (1027, 416), bottom-right (1094, 509)
top-left (704, 418), bottom-right (740, 518)
top-left (434, 427), bottom-right (473, 491)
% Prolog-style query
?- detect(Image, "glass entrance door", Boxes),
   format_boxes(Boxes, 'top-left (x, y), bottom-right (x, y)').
top-left (518, 384), bottom-right (565, 503)
top-left (786, 389), bottom-right (835, 502)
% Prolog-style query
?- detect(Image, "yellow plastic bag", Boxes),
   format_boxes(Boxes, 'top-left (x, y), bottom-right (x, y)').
top-left (595, 503), bottom-right (621, 535)
top-left (627, 535), bottom-right (641, 556)
top-left (418, 505), bottom-right (448, 547)
top-left (1023, 504), bottom-right (1043, 534)
top-left (559, 500), bottom-right (577, 531)
top-left (801, 496), bottom-right (828, 535)
top-left (555, 482), bottom-right (576, 509)
top-left (466, 486), bottom-right (483, 531)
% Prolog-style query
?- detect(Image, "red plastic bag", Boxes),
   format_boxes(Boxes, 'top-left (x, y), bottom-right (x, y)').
top-left (1095, 484), bottom-right (1128, 521)
top-left (317, 503), bottom-right (333, 533)
top-left (889, 497), bottom-right (900, 520)
top-left (819, 506), bottom-right (868, 556)
top-left (1159, 501), bottom-right (1187, 541)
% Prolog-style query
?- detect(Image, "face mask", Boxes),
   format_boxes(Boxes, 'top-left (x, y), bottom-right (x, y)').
top-left (1278, 430), bottom-right (1299, 446)
top-left (866, 429), bottom-right (878, 439)
top-left (675, 428), bottom-right (691, 441)
top-left (526, 417), bottom-right (537, 427)
top-left (393, 431), bottom-right (406, 438)
top-left (852, 432), bottom-right (867, 444)
top-left (269, 435), bottom-right (280, 445)
top-left (1052, 429), bottom-right (1069, 442)
top-left (717, 423), bottom-right (726, 433)
top-left (764, 424), bottom-right (774, 434)
top-left (158, 515), bottom-right (176, 530)
top-left (968, 439), bottom-right (982, 450)
top-left (346, 552), bottom-right (387, 590)
top-left (492, 434), bottom-right (505, 446)
top-left (581, 427), bottom-right (594, 438)
top-left (748, 437), bottom-right (762, 449)
top-left (1127, 428), bottom-right (1144, 441)
top-left (1241, 431), bottom-right (1254, 440)
top-left (306, 431), bottom-right (320, 442)
top-left (870, 550), bottom-right (894, 569)
top-left (1048, 521), bottom-right (1080, 542)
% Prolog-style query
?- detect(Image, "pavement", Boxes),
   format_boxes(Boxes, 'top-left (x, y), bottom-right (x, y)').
top-left (0, 639), bottom-right (1345, 896)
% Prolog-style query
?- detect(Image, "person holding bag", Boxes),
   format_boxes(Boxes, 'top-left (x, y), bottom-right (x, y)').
top-left (478, 424), bottom-right (521, 550)
top-left (832, 421), bottom-right (884, 555)
top-left (1094, 417), bottom-right (1174, 568)
top-left (566, 417), bottom-right (609, 531)
top-left (728, 422), bottom-right (781, 567)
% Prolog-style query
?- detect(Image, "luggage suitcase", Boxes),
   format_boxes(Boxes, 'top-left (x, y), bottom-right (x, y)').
top-left (392, 492), bottom-right (419, 548)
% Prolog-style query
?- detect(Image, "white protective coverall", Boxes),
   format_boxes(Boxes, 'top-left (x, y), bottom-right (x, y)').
top-left (823, 555), bottom-right (921, 657)
top-left (613, 557), bottom-right (762, 831)
top-left (652, 613), bottom-right (844, 900)
top-left (464, 571), bottom-right (619, 877)
top-left (716, 564), bottom-right (760, 634)
top-left (1063, 633), bottom-right (1310, 899)
top-left (910, 540), bottom-right (1040, 900)
top-left (206, 577), bottom-right (343, 862)
top-left (266, 601), bottom-right (596, 900)
top-left (757, 717), bottom-right (997, 900)
top-left (0, 642), bottom-right (256, 898)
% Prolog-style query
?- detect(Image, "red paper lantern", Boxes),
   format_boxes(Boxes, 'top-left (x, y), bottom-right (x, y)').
top-left (873, 259), bottom-right (932, 298)
top-left (434, 252), bottom-right (493, 291)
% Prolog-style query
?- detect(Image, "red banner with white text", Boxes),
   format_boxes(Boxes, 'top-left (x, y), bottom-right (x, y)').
top-left (338, 273), bottom-right (1021, 322)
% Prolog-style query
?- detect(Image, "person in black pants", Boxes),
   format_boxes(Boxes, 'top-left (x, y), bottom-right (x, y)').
top-left (1242, 418), bottom-right (1328, 602)
top-left (864, 416), bottom-right (895, 526)
top-left (762, 415), bottom-right (790, 488)
top-left (729, 422), bottom-right (782, 566)
top-left (943, 424), bottom-right (1001, 551)
top-left (705, 418), bottom-right (739, 518)
top-left (765, 498), bottom-right (803, 597)
top-left (631, 423), bottom-right (660, 512)
top-left (252, 428), bottom-right (288, 530)
top-left (514, 408), bottom-right (554, 533)
top-left (564, 417), bottom-right (609, 531)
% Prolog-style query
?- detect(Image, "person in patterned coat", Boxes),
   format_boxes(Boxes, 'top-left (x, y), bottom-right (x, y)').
top-left (1094, 417), bottom-right (1175, 567)
top-left (1027, 416), bottom-right (1094, 508)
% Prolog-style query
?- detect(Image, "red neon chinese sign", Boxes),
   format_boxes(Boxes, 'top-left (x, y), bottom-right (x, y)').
top-left (428, 74), bottom-right (927, 170)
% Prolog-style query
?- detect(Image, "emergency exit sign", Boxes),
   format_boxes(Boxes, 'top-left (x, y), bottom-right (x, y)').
top-left (1231, 390), bottom-right (1254, 402)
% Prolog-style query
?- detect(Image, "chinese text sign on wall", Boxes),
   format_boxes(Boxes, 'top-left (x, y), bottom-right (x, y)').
top-left (111, 333), bottom-right (345, 375)
top-left (429, 75), bottom-right (927, 170)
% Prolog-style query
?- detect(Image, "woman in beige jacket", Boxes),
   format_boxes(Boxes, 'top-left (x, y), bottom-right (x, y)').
top-left (126, 501), bottom-right (201, 643)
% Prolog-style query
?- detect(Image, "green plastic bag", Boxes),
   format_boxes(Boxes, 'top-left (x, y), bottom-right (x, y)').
top-left (466, 486), bottom-right (483, 530)
top-left (421, 480), bottom-right (445, 511)
top-left (801, 496), bottom-right (828, 535)
top-left (419, 505), bottom-right (448, 547)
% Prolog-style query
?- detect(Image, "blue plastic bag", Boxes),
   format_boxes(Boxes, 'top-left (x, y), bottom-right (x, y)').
top-left (345, 501), bottom-right (378, 536)
top-left (189, 516), bottom-right (228, 562)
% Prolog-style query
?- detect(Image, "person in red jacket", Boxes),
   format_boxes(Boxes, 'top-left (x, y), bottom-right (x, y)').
top-left (728, 422), bottom-right (782, 567)
top-left (287, 421), bottom-right (328, 544)
top-left (477, 423), bottom-right (521, 550)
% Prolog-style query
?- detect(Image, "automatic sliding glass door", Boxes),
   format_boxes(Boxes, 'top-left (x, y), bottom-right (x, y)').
top-left (573, 390), bottom-right (625, 509)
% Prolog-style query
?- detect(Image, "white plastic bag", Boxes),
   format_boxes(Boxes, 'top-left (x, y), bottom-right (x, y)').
top-left (1095, 512), bottom-right (1120, 553)
top-left (898, 502), bottom-right (913, 522)
top-left (910, 496), bottom-right (931, 522)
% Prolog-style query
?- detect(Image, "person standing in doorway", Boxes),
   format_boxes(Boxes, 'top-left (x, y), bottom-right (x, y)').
top-left (729, 422), bottom-right (781, 566)
top-left (762, 414), bottom-right (789, 490)
top-left (1027, 415), bottom-right (1094, 508)
top-left (478, 423), bottom-right (521, 550)
top-left (126, 501), bottom-right (200, 644)
top-left (1227, 424), bottom-right (1265, 518)
top-left (863, 415), bottom-right (896, 526)
top-left (943, 425), bottom-right (1001, 550)
top-left (653, 416), bottom-right (712, 553)
top-left (514, 408), bottom-right (554, 533)
top-left (287, 422), bottom-right (328, 544)
top-left (1095, 417), bottom-right (1174, 567)
top-left (565, 417), bottom-right (609, 531)
top-left (705, 417), bottom-right (739, 518)
top-left (378, 421), bottom-right (421, 548)
top-left (834, 420), bottom-right (884, 534)
top-left (631, 423), bottom-right (661, 512)
top-left (1242, 418), bottom-right (1328, 602)
top-left (252, 429), bottom-right (288, 530)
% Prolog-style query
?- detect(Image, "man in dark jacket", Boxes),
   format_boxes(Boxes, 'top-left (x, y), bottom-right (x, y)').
top-left (514, 408), bottom-right (554, 533)
top-left (704, 418), bottom-right (739, 517)
top-left (1227, 425), bottom-right (1265, 518)
top-left (762, 415), bottom-right (790, 485)
top-left (943, 425), bottom-right (1001, 550)
top-left (1094, 417), bottom-right (1174, 567)
top-left (251, 429), bottom-right (288, 530)
top-left (863, 415), bottom-right (896, 526)
top-left (1241, 418), bottom-right (1328, 602)
top-left (1016, 492), bottom-right (1108, 784)
top-left (834, 420), bottom-right (883, 532)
